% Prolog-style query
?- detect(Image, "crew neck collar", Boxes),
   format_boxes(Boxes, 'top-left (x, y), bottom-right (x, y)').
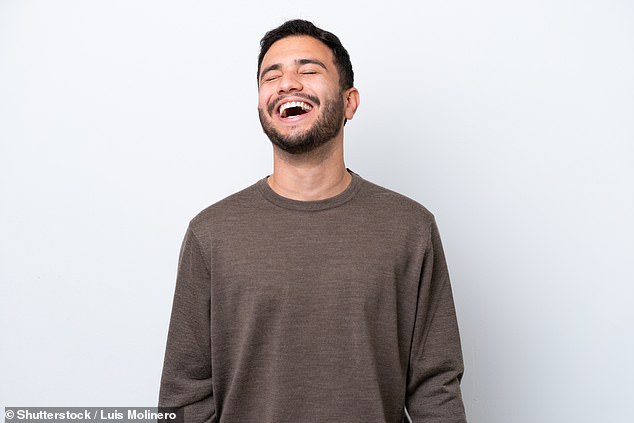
top-left (256, 170), bottom-right (363, 211)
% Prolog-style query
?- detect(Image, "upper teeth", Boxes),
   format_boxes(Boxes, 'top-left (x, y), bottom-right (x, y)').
top-left (279, 101), bottom-right (313, 114)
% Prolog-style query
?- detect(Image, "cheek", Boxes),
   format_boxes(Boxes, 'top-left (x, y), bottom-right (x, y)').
top-left (257, 94), bottom-right (266, 110)
top-left (258, 87), bottom-right (276, 110)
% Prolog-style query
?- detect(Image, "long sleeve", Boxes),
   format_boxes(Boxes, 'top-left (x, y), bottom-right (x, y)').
top-left (159, 226), bottom-right (216, 423)
top-left (405, 220), bottom-right (467, 422)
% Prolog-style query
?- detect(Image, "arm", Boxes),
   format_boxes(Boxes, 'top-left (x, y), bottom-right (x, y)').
top-left (159, 226), bottom-right (216, 423)
top-left (405, 220), bottom-right (467, 422)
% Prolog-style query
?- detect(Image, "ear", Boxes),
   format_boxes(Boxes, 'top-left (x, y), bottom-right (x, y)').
top-left (343, 87), bottom-right (360, 120)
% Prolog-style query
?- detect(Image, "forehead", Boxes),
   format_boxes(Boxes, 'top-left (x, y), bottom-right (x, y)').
top-left (261, 35), bottom-right (335, 69)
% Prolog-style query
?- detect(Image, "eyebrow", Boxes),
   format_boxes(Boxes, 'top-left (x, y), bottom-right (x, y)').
top-left (259, 58), bottom-right (328, 81)
top-left (297, 58), bottom-right (327, 69)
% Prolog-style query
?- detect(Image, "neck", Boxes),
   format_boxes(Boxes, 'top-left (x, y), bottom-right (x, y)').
top-left (268, 137), bottom-right (352, 201)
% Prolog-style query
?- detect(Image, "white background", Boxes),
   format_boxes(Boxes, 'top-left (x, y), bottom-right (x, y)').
top-left (1, 1), bottom-right (633, 422)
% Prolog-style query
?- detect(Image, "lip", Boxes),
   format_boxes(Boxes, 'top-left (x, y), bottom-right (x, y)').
top-left (270, 95), bottom-right (318, 114)
top-left (272, 96), bottom-right (317, 123)
top-left (279, 111), bottom-right (311, 123)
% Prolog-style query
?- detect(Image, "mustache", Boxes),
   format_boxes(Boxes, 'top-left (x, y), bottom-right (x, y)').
top-left (267, 93), bottom-right (320, 115)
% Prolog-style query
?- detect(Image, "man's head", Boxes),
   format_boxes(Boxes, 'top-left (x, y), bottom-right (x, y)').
top-left (257, 20), bottom-right (359, 155)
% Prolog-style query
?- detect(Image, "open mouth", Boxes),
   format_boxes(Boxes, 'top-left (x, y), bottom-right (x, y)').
top-left (278, 101), bottom-right (313, 118)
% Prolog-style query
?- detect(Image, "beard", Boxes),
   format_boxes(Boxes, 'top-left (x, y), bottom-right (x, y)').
top-left (258, 92), bottom-right (345, 155)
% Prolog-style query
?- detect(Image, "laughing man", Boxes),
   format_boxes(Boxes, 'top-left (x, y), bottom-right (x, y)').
top-left (159, 19), bottom-right (468, 423)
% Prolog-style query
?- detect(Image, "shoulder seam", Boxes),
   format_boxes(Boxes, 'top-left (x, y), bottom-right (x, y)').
top-left (188, 225), bottom-right (211, 273)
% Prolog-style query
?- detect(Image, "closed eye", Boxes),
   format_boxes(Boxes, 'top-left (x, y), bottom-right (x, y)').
top-left (300, 68), bottom-right (320, 75)
top-left (263, 75), bottom-right (281, 82)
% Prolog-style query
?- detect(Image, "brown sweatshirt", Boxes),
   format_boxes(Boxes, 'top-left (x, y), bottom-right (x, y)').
top-left (159, 172), bottom-right (467, 423)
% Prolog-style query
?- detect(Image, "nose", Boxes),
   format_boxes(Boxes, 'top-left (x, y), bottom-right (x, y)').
top-left (278, 72), bottom-right (303, 93)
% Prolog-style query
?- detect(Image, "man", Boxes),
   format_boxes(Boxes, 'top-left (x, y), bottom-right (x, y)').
top-left (159, 19), bottom-right (467, 423)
